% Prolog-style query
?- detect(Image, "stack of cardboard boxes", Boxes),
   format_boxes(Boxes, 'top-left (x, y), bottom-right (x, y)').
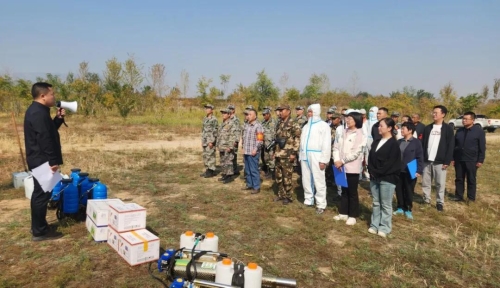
top-left (85, 200), bottom-right (160, 266)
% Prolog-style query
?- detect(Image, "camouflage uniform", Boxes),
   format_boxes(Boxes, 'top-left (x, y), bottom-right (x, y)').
top-left (261, 112), bottom-right (277, 173)
top-left (274, 113), bottom-right (302, 201)
top-left (295, 115), bottom-right (308, 128)
top-left (201, 114), bottom-right (218, 172)
top-left (217, 114), bottom-right (238, 177)
top-left (230, 114), bottom-right (241, 174)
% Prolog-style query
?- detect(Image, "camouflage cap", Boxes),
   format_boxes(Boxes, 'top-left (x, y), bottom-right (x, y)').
top-left (330, 112), bottom-right (341, 118)
top-left (262, 108), bottom-right (271, 115)
top-left (204, 104), bottom-right (214, 109)
top-left (276, 104), bottom-right (291, 110)
top-left (295, 106), bottom-right (304, 110)
top-left (227, 104), bottom-right (236, 110)
top-left (245, 105), bottom-right (255, 111)
top-left (220, 108), bottom-right (231, 114)
top-left (327, 107), bottom-right (336, 113)
top-left (391, 111), bottom-right (400, 117)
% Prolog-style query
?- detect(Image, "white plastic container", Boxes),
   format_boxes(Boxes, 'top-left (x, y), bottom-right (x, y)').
top-left (180, 231), bottom-right (195, 249)
top-left (24, 175), bottom-right (34, 199)
top-left (215, 258), bottom-right (233, 285)
top-left (200, 232), bottom-right (219, 252)
top-left (244, 262), bottom-right (263, 288)
top-left (12, 171), bottom-right (30, 189)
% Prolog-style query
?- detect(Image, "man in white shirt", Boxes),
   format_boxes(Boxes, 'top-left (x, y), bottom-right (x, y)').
top-left (421, 105), bottom-right (455, 211)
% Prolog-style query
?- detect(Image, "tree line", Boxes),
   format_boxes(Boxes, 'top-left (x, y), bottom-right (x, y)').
top-left (1, 55), bottom-right (499, 121)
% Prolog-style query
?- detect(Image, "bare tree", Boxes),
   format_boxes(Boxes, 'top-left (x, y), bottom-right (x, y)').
top-left (78, 62), bottom-right (89, 82)
top-left (219, 74), bottom-right (231, 98)
top-left (349, 71), bottom-right (360, 97)
top-left (123, 54), bottom-right (144, 91)
top-left (180, 70), bottom-right (189, 98)
top-left (279, 72), bottom-right (289, 98)
top-left (149, 64), bottom-right (167, 97)
top-left (494, 78), bottom-right (500, 99)
top-left (480, 85), bottom-right (489, 103)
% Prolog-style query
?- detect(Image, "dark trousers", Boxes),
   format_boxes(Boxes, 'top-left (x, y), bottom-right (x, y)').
top-left (339, 173), bottom-right (360, 217)
top-left (395, 172), bottom-right (416, 211)
top-left (233, 152), bottom-right (239, 174)
top-left (31, 177), bottom-right (52, 236)
top-left (455, 161), bottom-right (477, 200)
top-left (244, 154), bottom-right (261, 189)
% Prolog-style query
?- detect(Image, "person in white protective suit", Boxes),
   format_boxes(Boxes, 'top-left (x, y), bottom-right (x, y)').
top-left (299, 104), bottom-right (332, 214)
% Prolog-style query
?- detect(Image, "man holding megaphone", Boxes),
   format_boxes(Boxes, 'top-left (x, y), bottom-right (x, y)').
top-left (24, 82), bottom-right (68, 241)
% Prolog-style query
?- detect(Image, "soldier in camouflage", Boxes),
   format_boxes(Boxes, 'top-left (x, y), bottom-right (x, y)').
top-left (200, 104), bottom-right (218, 178)
top-left (217, 108), bottom-right (238, 184)
top-left (227, 104), bottom-right (241, 176)
top-left (273, 104), bottom-right (302, 205)
top-left (261, 108), bottom-right (277, 179)
top-left (325, 109), bottom-right (342, 186)
top-left (293, 106), bottom-right (308, 174)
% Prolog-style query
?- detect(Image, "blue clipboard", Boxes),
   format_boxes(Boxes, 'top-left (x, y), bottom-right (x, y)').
top-left (407, 159), bottom-right (417, 179)
top-left (333, 166), bottom-right (348, 188)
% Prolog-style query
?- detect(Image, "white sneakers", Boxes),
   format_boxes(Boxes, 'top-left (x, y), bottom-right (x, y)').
top-left (333, 214), bottom-right (356, 225)
top-left (333, 214), bottom-right (348, 221)
top-left (367, 228), bottom-right (387, 238)
top-left (346, 217), bottom-right (356, 225)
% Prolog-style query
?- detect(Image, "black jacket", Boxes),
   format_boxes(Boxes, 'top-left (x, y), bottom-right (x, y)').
top-left (422, 122), bottom-right (454, 165)
top-left (368, 137), bottom-right (401, 185)
top-left (398, 137), bottom-right (424, 174)
top-left (371, 122), bottom-right (381, 142)
top-left (24, 101), bottom-right (64, 170)
top-left (453, 125), bottom-right (486, 163)
top-left (414, 122), bottom-right (425, 143)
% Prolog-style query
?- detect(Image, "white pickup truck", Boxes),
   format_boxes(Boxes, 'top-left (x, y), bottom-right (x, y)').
top-left (449, 114), bottom-right (500, 133)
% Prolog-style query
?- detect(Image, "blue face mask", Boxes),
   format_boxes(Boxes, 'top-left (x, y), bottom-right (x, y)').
top-left (369, 112), bottom-right (376, 120)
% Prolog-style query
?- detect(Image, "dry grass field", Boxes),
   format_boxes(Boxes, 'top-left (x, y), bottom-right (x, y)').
top-left (1, 111), bottom-right (499, 288)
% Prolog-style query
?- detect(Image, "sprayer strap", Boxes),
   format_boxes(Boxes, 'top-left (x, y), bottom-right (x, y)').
top-left (232, 263), bottom-right (245, 288)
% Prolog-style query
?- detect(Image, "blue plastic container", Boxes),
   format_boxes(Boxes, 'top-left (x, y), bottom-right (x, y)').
top-left (63, 179), bottom-right (79, 214)
top-left (170, 278), bottom-right (185, 288)
top-left (78, 172), bottom-right (91, 205)
top-left (89, 178), bottom-right (107, 200)
top-left (52, 179), bottom-right (71, 201)
top-left (70, 168), bottom-right (81, 186)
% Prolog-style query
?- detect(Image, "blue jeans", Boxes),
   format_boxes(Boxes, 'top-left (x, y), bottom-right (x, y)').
top-left (244, 154), bottom-right (260, 190)
top-left (370, 180), bottom-right (396, 234)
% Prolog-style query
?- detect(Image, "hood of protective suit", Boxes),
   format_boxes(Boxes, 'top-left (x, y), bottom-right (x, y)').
top-left (369, 106), bottom-right (378, 122)
top-left (308, 103), bottom-right (321, 122)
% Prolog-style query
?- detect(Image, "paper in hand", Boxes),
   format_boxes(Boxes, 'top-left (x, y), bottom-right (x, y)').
top-left (31, 162), bottom-right (63, 192)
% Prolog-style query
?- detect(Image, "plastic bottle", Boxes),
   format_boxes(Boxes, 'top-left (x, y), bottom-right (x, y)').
top-left (200, 232), bottom-right (219, 252)
top-left (180, 231), bottom-right (195, 250)
top-left (244, 262), bottom-right (263, 288)
top-left (78, 172), bottom-right (91, 205)
top-left (70, 168), bottom-right (81, 185)
top-left (215, 258), bottom-right (233, 285)
top-left (62, 179), bottom-right (79, 214)
top-left (88, 178), bottom-right (108, 200)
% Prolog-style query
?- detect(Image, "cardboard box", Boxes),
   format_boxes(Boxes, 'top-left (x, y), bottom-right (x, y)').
top-left (85, 215), bottom-right (108, 242)
top-left (86, 199), bottom-right (124, 226)
top-left (108, 203), bottom-right (146, 232)
top-left (107, 226), bottom-right (121, 252)
top-left (118, 229), bottom-right (160, 266)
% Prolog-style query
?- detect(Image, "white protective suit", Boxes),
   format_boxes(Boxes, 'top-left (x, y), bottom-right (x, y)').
top-left (299, 104), bottom-right (332, 208)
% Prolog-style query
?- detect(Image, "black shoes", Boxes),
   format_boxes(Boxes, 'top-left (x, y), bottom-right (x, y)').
top-left (437, 203), bottom-right (444, 212)
top-left (450, 197), bottom-right (464, 202)
top-left (241, 187), bottom-right (253, 191)
top-left (32, 230), bottom-right (63, 242)
top-left (204, 169), bottom-right (215, 178)
top-left (282, 198), bottom-right (292, 205)
top-left (251, 189), bottom-right (260, 194)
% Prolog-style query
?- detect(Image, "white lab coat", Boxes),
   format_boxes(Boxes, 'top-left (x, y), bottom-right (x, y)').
top-left (299, 104), bottom-right (331, 209)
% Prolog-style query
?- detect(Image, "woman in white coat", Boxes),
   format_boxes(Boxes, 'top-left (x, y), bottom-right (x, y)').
top-left (299, 104), bottom-right (332, 214)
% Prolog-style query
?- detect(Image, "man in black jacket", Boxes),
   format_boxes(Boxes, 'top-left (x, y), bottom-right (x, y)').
top-left (421, 105), bottom-right (455, 211)
top-left (24, 82), bottom-right (65, 241)
top-left (451, 112), bottom-right (486, 202)
top-left (411, 113), bottom-right (426, 143)
top-left (371, 107), bottom-right (388, 142)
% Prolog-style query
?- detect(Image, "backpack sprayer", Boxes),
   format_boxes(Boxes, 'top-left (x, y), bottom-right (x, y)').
top-left (149, 232), bottom-right (297, 288)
